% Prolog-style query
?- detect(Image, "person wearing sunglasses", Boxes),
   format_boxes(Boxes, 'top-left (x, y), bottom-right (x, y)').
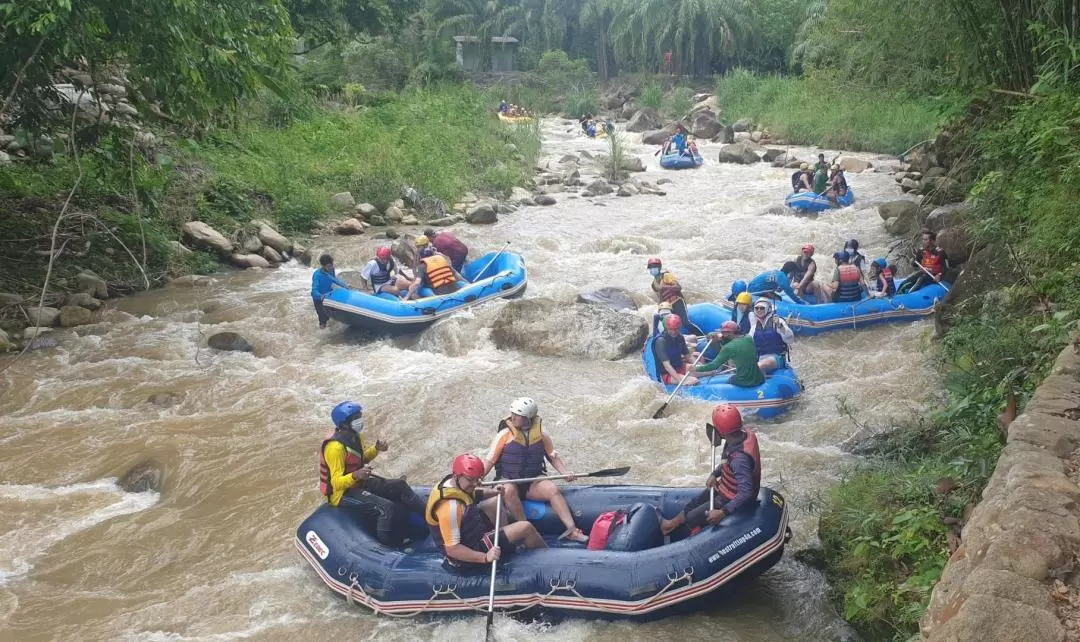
top-left (748, 298), bottom-right (793, 373)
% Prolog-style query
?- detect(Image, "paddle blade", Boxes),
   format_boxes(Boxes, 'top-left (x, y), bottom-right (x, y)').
top-left (651, 402), bottom-right (669, 419)
top-left (705, 423), bottom-right (719, 446)
top-left (586, 466), bottom-right (631, 477)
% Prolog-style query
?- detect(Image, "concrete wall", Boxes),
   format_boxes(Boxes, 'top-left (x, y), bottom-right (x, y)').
top-left (921, 340), bottom-right (1080, 641)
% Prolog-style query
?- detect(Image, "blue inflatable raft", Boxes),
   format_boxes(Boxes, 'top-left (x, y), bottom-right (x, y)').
top-left (322, 251), bottom-right (527, 334)
top-left (660, 152), bottom-right (704, 169)
top-left (722, 274), bottom-right (949, 336)
top-left (643, 303), bottom-right (802, 419)
top-left (784, 189), bottom-right (855, 211)
top-left (296, 484), bottom-right (790, 621)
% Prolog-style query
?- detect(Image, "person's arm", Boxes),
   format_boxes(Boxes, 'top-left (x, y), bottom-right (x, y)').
top-left (780, 280), bottom-right (805, 304)
top-left (446, 542), bottom-right (496, 564)
top-left (330, 274), bottom-right (349, 289)
top-left (438, 500), bottom-right (499, 564)
top-left (360, 436), bottom-right (379, 463)
top-left (325, 441), bottom-right (362, 495)
top-left (797, 261), bottom-right (816, 291)
top-left (543, 436), bottom-right (575, 479)
top-left (483, 430), bottom-right (508, 476)
top-left (719, 453), bottom-right (757, 514)
top-left (777, 319), bottom-right (795, 344)
top-left (696, 342), bottom-right (733, 373)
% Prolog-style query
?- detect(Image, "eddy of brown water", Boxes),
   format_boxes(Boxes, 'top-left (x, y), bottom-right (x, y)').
top-left (0, 120), bottom-right (937, 641)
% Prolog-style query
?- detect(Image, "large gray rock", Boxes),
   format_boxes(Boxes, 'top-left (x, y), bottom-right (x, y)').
top-left (617, 183), bottom-right (639, 197)
top-left (716, 142), bottom-right (761, 165)
top-left (838, 156), bottom-right (873, 173)
top-left (66, 292), bottom-right (102, 310)
top-left (491, 298), bottom-right (648, 360)
top-left (732, 117), bottom-right (753, 132)
top-left (536, 194), bottom-right (557, 206)
top-left (330, 192), bottom-right (357, 212)
top-left (922, 176), bottom-right (966, 205)
top-left (925, 203), bottom-right (971, 233)
top-left (904, 145), bottom-right (937, 174)
top-left (26, 306), bottom-right (60, 327)
top-left (383, 205), bottom-right (404, 222)
top-left (689, 95), bottom-right (719, 116)
top-left (642, 124), bottom-right (678, 146)
top-left (465, 202), bottom-right (498, 224)
top-left (583, 179), bottom-right (614, 197)
top-left (168, 241), bottom-right (193, 256)
top-left (577, 287), bottom-right (647, 311)
top-left (76, 271), bottom-right (110, 299)
top-left (936, 226), bottom-right (975, 264)
top-left (885, 212), bottom-right (918, 236)
top-left (762, 148), bottom-right (786, 164)
top-left (334, 218), bottom-right (365, 235)
top-left (509, 186), bottom-right (535, 206)
top-left (625, 109), bottom-right (661, 133)
top-left (207, 331), bottom-right (254, 352)
top-left (390, 237), bottom-right (418, 268)
top-left (229, 253), bottom-right (271, 269)
top-left (687, 109), bottom-right (723, 139)
top-left (182, 221), bottom-right (233, 255)
top-left (252, 220), bottom-right (292, 253)
top-left (900, 177), bottom-right (920, 192)
top-left (59, 305), bottom-right (93, 327)
top-left (620, 156), bottom-right (645, 172)
top-left (0, 293), bottom-right (22, 306)
top-left (878, 200), bottom-right (918, 221)
top-left (241, 235), bottom-right (263, 253)
top-left (260, 246), bottom-right (284, 264)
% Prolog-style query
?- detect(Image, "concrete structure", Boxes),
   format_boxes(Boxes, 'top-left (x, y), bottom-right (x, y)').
top-left (490, 36), bottom-right (519, 73)
top-left (452, 36), bottom-right (520, 73)
top-left (453, 36), bottom-right (482, 72)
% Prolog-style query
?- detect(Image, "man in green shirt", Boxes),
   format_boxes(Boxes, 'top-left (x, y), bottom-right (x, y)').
top-left (812, 166), bottom-right (829, 194)
top-left (695, 321), bottom-right (766, 388)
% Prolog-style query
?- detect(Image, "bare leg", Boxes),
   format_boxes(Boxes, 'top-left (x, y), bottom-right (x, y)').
top-left (502, 521), bottom-right (547, 550)
top-left (758, 355), bottom-right (778, 373)
top-left (496, 483), bottom-right (525, 522)
top-left (526, 480), bottom-right (576, 532)
top-left (660, 511), bottom-right (686, 535)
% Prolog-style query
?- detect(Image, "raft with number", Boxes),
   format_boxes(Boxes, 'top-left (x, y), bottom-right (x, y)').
top-left (295, 484), bottom-right (790, 621)
top-left (642, 303), bottom-right (802, 419)
top-left (322, 251), bottom-right (527, 334)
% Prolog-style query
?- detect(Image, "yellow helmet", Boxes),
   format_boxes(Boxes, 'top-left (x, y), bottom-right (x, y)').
top-left (414, 235), bottom-right (430, 247)
top-left (735, 292), bottom-right (752, 305)
top-left (661, 272), bottom-right (677, 285)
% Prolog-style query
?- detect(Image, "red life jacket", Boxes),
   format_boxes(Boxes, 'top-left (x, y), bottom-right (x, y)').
top-left (834, 264), bottom-right (862, 302)
top-left (318, 428), bottom-right (366, 499)
top-left (877, 267), bottom-right (896, 295)
top-left (587, 510), bottom-right (627, 551)
top-left (718, 431), bottom-right (762, 503)
top-left (920, 248), bottom-right (945, 275)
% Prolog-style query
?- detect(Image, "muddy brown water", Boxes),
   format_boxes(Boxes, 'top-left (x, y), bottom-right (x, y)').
top-left (0, 120), bottom-right (937, 641)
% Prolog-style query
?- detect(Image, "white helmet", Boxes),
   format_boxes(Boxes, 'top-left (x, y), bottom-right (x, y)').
top-left (509, 397), bottom-right (538, 419)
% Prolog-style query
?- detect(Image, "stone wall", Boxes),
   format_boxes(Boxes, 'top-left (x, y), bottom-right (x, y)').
top-left (921, 340), bottom-right (1080, 641)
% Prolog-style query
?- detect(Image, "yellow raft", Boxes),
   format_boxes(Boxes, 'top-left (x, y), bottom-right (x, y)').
top-left (498, 112), bottom-right (535, 124)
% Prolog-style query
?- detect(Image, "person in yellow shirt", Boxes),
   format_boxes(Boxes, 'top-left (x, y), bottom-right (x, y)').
top-left (318, 401), bottom-right (425, 547)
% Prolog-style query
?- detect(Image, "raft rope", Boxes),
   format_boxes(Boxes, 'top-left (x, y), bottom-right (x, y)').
top-left (339, 566), bottom-right (696, 617)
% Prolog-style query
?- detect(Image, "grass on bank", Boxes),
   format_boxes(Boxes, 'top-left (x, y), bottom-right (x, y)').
top-left (715, 69), bottom-right (957, 154)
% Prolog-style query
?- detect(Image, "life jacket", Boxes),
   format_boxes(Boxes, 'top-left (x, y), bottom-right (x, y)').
top-left (791, 171), bottom-right (802, 190)
top-left (653, 333), bottom-right (687, 371)
top-left (718, 431), bottom-right (762, 504)
top-left (752, 315), bottom-right (788, 356)
top-left (875, 267), bottom-right (896, 296)
top-left (587, 510), bottom-right (627, 551)
top-left (920, 248), bottom-right (945, 275)
top-left (318, 428), bottom-right (366, 499)
top-left (367, 259), bottom-right (395, 288)
top-left (659, 283), bottom-right (682, 304)
top-left (420, 254), bottom-right (455, 289)
top-left (833, 172), bottom-right (848, 191)
top-left (493, 418), bottom-right (547, 481)
top-left (424, 475), bottom-right (490, 553)
top-left (792, 256), bottom-right (814, 283)
top-left (834, 264), bottom-right (863, 302)
top-left (732, 308), bottom-right (751, 335)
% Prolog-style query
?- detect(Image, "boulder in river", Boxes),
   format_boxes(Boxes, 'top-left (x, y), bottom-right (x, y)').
top-left (491, 298), bottom-right (649, 360)
top-left (335, 217), bottom-right (365, 235)
top-left (76, 271), bottom-right (110, 299)
top-left (878, 200), bottom-right (918, 222)
top-left (66, 292), bottom-right (102, 310)
top-left (229, 253), bottom-right (271, 269)
top-left (182, 221), bottom-right (233, 255)
top-left (583, 179), bottom-right (614, 197)
top-left (252, 220), bottom-right (292, 254)
top-left (687, 109), bottom-right (723, 139)
top-left (620, 156), bottom-right (646, 172)
top-left (625, 108), bottom-right (661, 133)
top-left (717, 142), bottom-right (761, 165)
top-left (207, 331), bottom-right (254, 352)
top-left (59, 305), bottom-right (93, 327)
top-left (26, 306), bottom-right (60, 327)
top-left (577, 287), bottom-right (646, 311)
top-left (762, 148), bottom-right (786, 164)
top-left (536, 194), bottom-right (557, 206)
top-left (465, 202), bottom-right (498, 224)
top-left (642, 124), bottom-right (679, 146)
top-left (118, 460), bottom-right (164, 493)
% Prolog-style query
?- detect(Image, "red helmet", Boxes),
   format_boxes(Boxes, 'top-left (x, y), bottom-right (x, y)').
top-left (801, 243), bottom-right (815, 255)
top-left (452, 454), bottom-right (485, 479)
top-left (664, 314), bottom-right (682, 331)
top-left (720, 320), bottom-right (739, 333)
top-left (647, 257), bottom-right (662, 268)
top-left (710, 404), bottom-right (743, 436)
top-left (376, 247), bottom-right (392, 261)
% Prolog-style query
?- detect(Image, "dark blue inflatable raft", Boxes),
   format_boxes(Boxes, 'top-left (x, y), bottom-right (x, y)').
top-left (784, 189), bottom-right (855, 211)
top-left (296, 484), bottom-right (789, 621)
top-left (322, 251), bottom-right (527, 334)
top-left (659, 152), bottom-right (704, 169)
top-left (643, 303), bottom-right (802, 419)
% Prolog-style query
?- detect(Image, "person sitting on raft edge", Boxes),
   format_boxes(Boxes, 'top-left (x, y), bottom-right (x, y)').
top-left (425, 454), bottom-right (547, 568)
top-left (694, 321), bottom-right (766, 388)
top-left (416, 246), bottom-right (466, 296)
top-left (311, 253), bottom-right (348, 329)
top-left (485, 397), bottom-right (590, 543)
top-left (654, 312), bottom-right (700, 386)
top-left (661, 404), bottom-right (761, 535)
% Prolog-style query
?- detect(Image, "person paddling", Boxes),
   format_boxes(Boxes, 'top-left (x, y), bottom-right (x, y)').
top-left (661, 404), bottom-right (762, 535)
top-left (694, 321), bottom-right (765, 388)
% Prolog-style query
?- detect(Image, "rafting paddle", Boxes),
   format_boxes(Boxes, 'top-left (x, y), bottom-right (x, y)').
top-left (705, 424), bottom-right (727, 511)
top-left (485, 491), bottom-right (502, 641)
top-left (652, 338), bottom-right (713, 419)
top-left (472, 241), bottom-right (511, 283)
top-left (914, 262), bottom-right (951, 293)
top-left (480, 466), bottom-right (630, 486)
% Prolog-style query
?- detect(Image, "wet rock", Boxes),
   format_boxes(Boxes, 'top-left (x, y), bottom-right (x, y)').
top-left (689, 95), bottom-right (719, 116)
top-left (577, 287), bottom-right (646, 311)
top-left (335, 217), bottom-right (365, 235)
top-left (878, 200), bottom-right (918, 221)
top-left (491, 298), bottom-right (649, 360)
top-left (885, 212), bottom-right (918, 236)
top-left (168, 241), bottom-right (193, 256)
top-left (792, 546), bottom-right (829, 570)
top-left (182, 221), bottom-right (233, 255)
top-left (922, 176), bottom-right (966, 205)
top-left (903, 144), bottom-right (937, 174)
top-left (937, 226), bottom-right (975, 264)
top-left (617, 183), bottom-right (639, 197)
top-left (762, 148), bottom-right (786, 164)
top-left (118, 460), bottom-right (164, 493)
top-left (642, 124), bottom-right (679, 146)
top-left (260, 246), bottom-right (284, 264)
top-left (717, 142), bottom-right (761, 164)
top-left (559, 153), bottom-right (579, 164)
top-left (391, 237), bottom-right (418, 268)
top-left (732, 117), bottom-right (753, 132)
top-left (401, 214), bottom-right (419, 226)
top-left (465, 202), bottom-right (498, 224)
top-left (428, 215), bottom-right (459, 226)
top-left (583, 179), bottom-right (614, 197)
top-left (900, 177), bottom-right (920, 192)
top-left (924, 166), bottom-right (948, 180)
top-left (384, 228), bottom-right (399, 240)
top-left (620, 156), bottom-right (646, 172)
top-left (561, 168), bottom-right (582, 186)
top-left (294, 243), bottom-right (312, 266)
top-left (384, 205), bottom-right (404, 222)
top-left (0, 293), bottom-right (22, 306)
top-left (229, 253), bottom-right (271, 269)
top-left (148, 392), bottom-right (182, 407)
top-left (252, 220), bottom-right (291, 254)
top-left (95, 309), bottom-right (139, 324)
top-left (330, 192), bottom-right (356, 212)
top-left (65, 292), bottom-right (102, 310)
top-left (750, 130), bottom-right (764, 143)
top-left (656, 178), bottom-right (673, 185)
top-left (509, 187), bottom-right (535, 206)
top-left (26, 306), bottom-right (59, 327)
top-left (76, 271), bottom-right (110, 299)
top-left (838, 157), bottom-right (873, 173)
top-left (59, 305), bottom-right (92, 327)
top-left (207, 331), bottom-right (254, 352)
top-left (925, 203), bottom-right (971, 233)
top-left (241, 235), bottom-right (263, 253)
top-left (688, 109), bottom-right (723, 139)
top-left (625, 108), bottom-right (661, 133)
top-left (536, 194), bottom-right (557, 206)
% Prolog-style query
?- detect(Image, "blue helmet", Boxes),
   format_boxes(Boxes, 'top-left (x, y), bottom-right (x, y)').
top-left (731, 280), bottom-right (747, 296)
top-left (833, 250), bottom-right (849, 262)
top-left (331, 401), bottom-right (363, 429)
top-left (872, 258), bottom-right (887, 270)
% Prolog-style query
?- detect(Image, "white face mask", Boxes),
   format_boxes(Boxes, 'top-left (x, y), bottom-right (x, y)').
top-left (649, 267), bottom-right (661, 277)
top-left (351, 417), bottom-right (365, 433)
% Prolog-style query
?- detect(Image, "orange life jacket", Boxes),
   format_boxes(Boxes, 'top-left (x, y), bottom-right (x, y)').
top-left (318, 428), bottom-right (366, 499)
top-left (920, 248), bottom-right (945, 275)
top-left (718, 431), bottom-right (761, 502)
top-left (421, 254), bottom-right (456, 289)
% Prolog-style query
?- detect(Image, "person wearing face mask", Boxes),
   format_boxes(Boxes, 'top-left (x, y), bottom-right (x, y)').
top-left (731, 292), bottom-right (753, 334)
top-left (649, 257), bottom-right (703, 336)
top-left (485, 398), bottom-right (590, 543)
top-left (318, 401), bottom-right (427, 547)
top-left (748, 298), bottom-right (794, 373)
top-left (647, 257), bottom-right (670, 300)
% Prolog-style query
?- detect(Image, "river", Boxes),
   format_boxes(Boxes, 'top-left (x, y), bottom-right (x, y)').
top-left (0, 119), bottom-right (938, 641)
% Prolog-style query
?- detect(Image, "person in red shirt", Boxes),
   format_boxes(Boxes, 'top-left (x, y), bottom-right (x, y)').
top-left (424, 228), bottom-right (469, 273)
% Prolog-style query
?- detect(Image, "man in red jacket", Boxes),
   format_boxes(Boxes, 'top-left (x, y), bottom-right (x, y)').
top-left (424, 228), bottom-right (469, 273)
